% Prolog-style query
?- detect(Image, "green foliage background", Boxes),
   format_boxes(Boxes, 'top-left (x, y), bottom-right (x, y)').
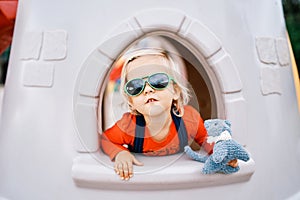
top-left (283, 0), bottom-right (300, 76)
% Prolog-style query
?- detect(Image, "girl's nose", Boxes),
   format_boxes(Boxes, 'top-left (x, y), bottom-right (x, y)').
top-left (143, 82), bottom-right (154, 95)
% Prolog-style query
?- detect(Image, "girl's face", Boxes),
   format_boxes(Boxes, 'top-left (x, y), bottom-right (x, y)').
top-left (125, 55), bottom-right (180, 117)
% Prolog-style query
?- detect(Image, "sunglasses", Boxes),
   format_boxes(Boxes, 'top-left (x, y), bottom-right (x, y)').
top-left (124, 73), bottom-right (174, 96)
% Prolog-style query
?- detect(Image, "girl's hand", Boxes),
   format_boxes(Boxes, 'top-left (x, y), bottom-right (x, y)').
top-left (227, 159), bottom-right (238, 168)
top-left (114, 150), bottom-right (143, 180)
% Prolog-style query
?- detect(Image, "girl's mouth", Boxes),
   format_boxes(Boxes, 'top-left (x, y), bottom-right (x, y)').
top-left (146, 98), bottom-right (158, 104)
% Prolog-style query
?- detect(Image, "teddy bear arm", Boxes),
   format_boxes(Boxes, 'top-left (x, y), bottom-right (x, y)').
top-left (236, 148), bottom-right (250, 162)
top-left (184, 146), bottom-right (208, 163)
top-left (230, 141), bottom-right (250, 162)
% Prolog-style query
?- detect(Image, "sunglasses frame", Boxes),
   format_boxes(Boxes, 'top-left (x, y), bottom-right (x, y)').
top-left (124, 72), bottom-right (175, 97)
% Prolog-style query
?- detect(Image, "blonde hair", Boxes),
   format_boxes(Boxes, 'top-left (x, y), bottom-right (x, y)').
top-left (119, 48), bottom-right (190, 116)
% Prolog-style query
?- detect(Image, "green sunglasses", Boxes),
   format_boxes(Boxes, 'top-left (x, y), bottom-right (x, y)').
top-left (124, 72), bottom-right (174, 96)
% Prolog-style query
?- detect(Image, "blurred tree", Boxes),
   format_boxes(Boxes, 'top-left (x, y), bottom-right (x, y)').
top-left (283, 0), bottom-right (300, 76)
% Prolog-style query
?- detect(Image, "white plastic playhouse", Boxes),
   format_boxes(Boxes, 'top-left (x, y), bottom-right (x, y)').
top-left (0, 1), bottom-right (300, 200)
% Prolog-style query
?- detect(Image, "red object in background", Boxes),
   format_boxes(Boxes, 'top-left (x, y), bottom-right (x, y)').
top-left (109, 57), bottom-right (124, 81)
top-left (0, 0), bottom-right (18, 55)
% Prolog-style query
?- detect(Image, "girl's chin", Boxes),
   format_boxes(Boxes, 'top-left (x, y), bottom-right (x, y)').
top-left (142, 105), bottom-right (170, 117)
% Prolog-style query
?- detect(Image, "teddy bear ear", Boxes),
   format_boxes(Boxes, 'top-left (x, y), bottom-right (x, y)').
top-left (225, 120), bottom-right (231, 127)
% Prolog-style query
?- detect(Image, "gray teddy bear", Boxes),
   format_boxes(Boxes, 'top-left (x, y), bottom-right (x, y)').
top-left (184, 119), bottom-right (250, 174)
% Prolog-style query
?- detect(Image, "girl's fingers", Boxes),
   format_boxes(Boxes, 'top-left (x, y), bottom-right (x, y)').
top-left (118, 163), bottom-right (126, 179)
top-left (128, 163), bottom-right (133, 178)
top-left (114, 162), bottom-right (131, 180)
top-left (123, 162), bottom-right (130, 180)
top-left (114, 163), bottom-right (119, 174)
top-left (114, 162), bottom-right (123, 177)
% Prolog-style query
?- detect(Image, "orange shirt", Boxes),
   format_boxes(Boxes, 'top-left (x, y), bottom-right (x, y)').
top-left (101, 105), bottom-right (213, 160)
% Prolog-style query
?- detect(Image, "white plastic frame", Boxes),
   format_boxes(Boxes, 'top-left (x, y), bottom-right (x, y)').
top-left (72, 8), bottom-right (254, 189)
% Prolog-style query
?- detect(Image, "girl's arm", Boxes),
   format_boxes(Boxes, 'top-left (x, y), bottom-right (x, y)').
top-left (100, 127), bottom-right (129, 160)
top-left (184, 105), bottom-right (214, 154)
top-left (101, 112), bottom-right (135, 160)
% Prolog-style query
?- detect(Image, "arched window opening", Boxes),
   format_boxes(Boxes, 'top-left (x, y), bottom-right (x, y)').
top-left (101, 34), bottom-right (216, 132)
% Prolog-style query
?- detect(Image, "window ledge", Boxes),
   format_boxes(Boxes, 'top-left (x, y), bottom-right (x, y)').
top-left (72, 151), bottom-right (255, 190)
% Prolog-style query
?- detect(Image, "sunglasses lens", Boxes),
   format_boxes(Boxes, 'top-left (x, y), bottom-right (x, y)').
top-left (125, 79), bottom-right (144, 96)
top-left (149, 73), bottom-right (169, 89)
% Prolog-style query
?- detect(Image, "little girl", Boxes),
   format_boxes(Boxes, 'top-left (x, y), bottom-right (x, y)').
top-left (101, 48), bottom-right (237, 180)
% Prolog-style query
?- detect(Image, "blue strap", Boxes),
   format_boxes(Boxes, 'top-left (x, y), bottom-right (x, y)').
top-left (130, 109), bottom-right (188, 153)
top-left (131, 115), bottom-right (145, 153)
top-left (171, 112), bottom-right (188, 152)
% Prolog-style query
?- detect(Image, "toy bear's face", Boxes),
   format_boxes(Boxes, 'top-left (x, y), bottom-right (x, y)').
top-left (204, 119), bottom-right (232, 137)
